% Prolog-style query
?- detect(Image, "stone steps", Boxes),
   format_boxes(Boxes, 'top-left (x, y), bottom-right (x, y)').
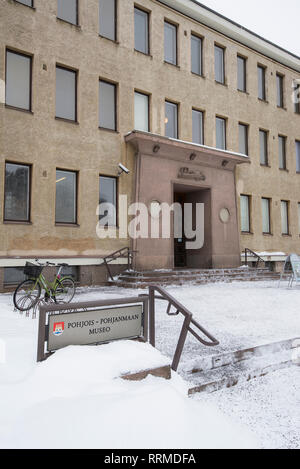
top-left (187, 338), bottom-right (298, 395)
top-left (112, 267), bottom-right (283, 288)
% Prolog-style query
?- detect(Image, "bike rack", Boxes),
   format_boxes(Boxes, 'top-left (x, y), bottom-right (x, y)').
top-left (148, 285), bottom-right (219, 372)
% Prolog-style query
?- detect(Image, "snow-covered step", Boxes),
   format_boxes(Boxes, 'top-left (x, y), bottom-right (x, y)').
top-left (187, 339), bottom-right (299, 395)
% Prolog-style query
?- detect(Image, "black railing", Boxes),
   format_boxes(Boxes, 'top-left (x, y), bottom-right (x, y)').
top-left (149, 285), bottom-right (219, 371)
top-left (102, 247), bottom-right (136, 281)
top-left (243, 248), bottom-right (266, 268)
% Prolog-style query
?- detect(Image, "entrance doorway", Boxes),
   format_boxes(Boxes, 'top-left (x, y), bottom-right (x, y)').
top-left (173, 185), bottom-right (212, 269)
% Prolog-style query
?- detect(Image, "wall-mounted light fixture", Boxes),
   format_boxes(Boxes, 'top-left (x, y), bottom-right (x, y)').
top-left (189, 153), bottom-right (197, 161)
top-left (153, 145), bottom-right (160, 154)
top-left (222, 160), bottom-right (229, 168)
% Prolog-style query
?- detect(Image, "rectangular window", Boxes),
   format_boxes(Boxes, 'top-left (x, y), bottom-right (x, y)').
top-left (99, 0), bottom-right (116, 40)
top-left (57, 0), bottom-right (78, 25)
top-left (276, 74), bottom-right (284, 108)
top-left (298, 203), bottom-right (300, 234)
top-left (262, 198), bottom-right (271, 234)
top-left (134, 91), bottom-right (149, 132)
top-left (191, 34), bottom-right (202, 76)
top-left (281, 200), bottom-right (289, 235)
top-left (258, 65), bottom-right (266, 100)
top-left (215, 45), bottom-right (225, 84)
top-left (99, 80), bottom-right (117, 131)
top-left (237, 55), bottom-right (247, 92)
top-left (15, 0), bottom-right (33, 6)
top-left (6, 50), bottom-right (31, 111)
top-left (165, 101), bottom-right (178, 139)
top-left (192, 109), bottom-right (204, 145)
top-left (240, 195), bottom-right (251, 233)
top-left (259, 130), bottom-right (268, 166)
top-left (4, 162), bottom-right (30, 222)
top-left (296, 141), bottom-right (300, 173)
top-left (99, 176), bottom-right (117, 227)
top-left (239, 123), bottom-right (248, 156)
top-left (56, 66), bottom-right (77, 121)
top-left (55, 170), bottom-right (77, 224)
top-left (4, 268), bottom-right (26, 286)
top-left (278, 136), bottom-right (286, 170)
top-left (293, 80), bottom-right (300, 114)
top-left (134, 7), bottom-right (149, 54)
top-left (216, 117), bottom-right (226, 150)
top-left (164, 21), bottom-right (177, 65)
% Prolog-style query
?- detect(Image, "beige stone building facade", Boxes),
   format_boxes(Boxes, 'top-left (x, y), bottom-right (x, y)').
top-left (0, 0), bottom-right (300, 289)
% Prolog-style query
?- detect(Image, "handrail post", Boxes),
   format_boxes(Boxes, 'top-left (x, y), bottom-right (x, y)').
top-left (172, 315), bottom-right (192, 371)
top-left (149, 286), bottom-right (155, 347)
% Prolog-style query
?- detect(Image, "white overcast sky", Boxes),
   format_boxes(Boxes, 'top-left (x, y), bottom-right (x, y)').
top-left (195, 0), bottom-right (300, 56)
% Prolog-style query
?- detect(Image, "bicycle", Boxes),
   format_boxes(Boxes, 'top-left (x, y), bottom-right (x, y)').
top-left (13, 259), bottom-right (76, 312)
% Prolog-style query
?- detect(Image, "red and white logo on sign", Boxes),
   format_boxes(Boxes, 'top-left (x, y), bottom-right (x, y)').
top-left (53, 322), bottom-right (64, 336)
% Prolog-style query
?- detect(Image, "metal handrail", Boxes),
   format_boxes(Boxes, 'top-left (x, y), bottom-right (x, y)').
top-left (244, 248), bottom-right (266, 268)
top-left (102, 247), bottom-right (137, 281)
top-left (149, 285), bottom-right (219, 371)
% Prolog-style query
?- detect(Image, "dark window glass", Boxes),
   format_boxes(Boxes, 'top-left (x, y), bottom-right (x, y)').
top-left (99, 176), bottom-right (117, 226)
top-left (260, 130), bottom-right (268, 166)
top-left (15, 0), bottom-right (33, 6)
top-left (164, 21), bottom-right (177, 65)
top-left (99, 80), bottom-right (116, 130)
top-left (191, 35), bottom-right (202, 76)
top-left (258, 65), bottom-right (266, 100)
top-left (215, 45), bottom-right (225, 84)
top-left (296, 141), bottom-right (300, 173)
top-left (239, 124), bottom-right (248, 155)
top-left (134, 7), bottom-right (149, 54)
top-left (192, 109), bottom-right (204, 145)
top-left (57, 0), bottom-right (78, 25)
top-left (262, 198), bottom-right (271, 234)
top-left (4, 268), bottom-right (26, 286)
top-left (216, 117), bottom-right (226, 150)
top-left (165, 101), bottom-right (178, 139)
top-left (237, 56), bottom-right (246, 92)
top-left (99, 0), bottom-right (116, 41)
top-left (293, 81), bottom-right (300, 113)
top-left (276, 74), bottom-right (284, 108)
top-left (56, 66), bottom-right (77, 121)
top-left (55, 170), bottom-right (77, 224)
top-left (4, 163), bottom-right (30, 222)
top-left (240, 195), bottom-right (250, 233)
top-left (6, 50), bottom-right (31, 111)
top-left (278, 136), bottom-right (286, 170)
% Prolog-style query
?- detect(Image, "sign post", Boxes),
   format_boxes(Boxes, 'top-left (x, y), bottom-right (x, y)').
top-left (37, 296), bottom-right (148, 362)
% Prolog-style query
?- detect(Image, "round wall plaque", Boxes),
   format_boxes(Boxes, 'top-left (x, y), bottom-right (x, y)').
top-left (219, 208), bottom-right (230, 224)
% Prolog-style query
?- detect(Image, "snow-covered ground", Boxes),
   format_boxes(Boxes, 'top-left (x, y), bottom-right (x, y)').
top-left (0, 280), bottom-right (299, 449)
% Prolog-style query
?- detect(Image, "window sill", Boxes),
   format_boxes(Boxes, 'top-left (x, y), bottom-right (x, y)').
top-left (98, 127), bottom-right (118, 134)
top-left (12, 1), bottom-right (35, 10)
top-left (241, 231), bottom-right (253, 235)
top-left (263, 233), bottom-right (273, 237)
top-left (55, 223), bottom-right (80, 228)
top-left (258, 98), bottom-right (269, 104)
top-left (191, 72), bottom-right (205, 79)
top-left (5, 105), bottom-right (33, 114)
top-left (56, 17), bottom-right (81, 29)
top-left (277, 106), bottom-right (287, 111)
top-left (134, 49), bottom-right (152, 58)
top-left (3, 220), bottom-right (32, 225)
top-left (237, 89), bottom-right (249, 95)
top-left (164, 61), bottom-right (180, 69)
top-left (282, 234), bottom-right (291, 237)
top-left (99, 34), bottom-right (119, 44)
top-left (55, 117), bottom-right (79, 125)
top-left (215, 80), bottom-right (227, 87)
top-left (279, 168), bottom-right (289, 173)
top-left (260, 164), bottom-right (271, 168)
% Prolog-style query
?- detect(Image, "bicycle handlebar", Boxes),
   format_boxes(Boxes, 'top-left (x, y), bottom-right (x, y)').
top-left (34, 259), bottom-right (69, 267)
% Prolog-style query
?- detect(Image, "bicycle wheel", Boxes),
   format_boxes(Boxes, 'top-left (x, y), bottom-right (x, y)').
top-left (53, 277), bottom-right (75, 304)
top-left (13, 279), bottom-right (41, 312)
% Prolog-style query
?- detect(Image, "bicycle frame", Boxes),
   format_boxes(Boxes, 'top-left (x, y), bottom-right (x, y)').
top-left (30, 266), bottom-right (71, 298)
